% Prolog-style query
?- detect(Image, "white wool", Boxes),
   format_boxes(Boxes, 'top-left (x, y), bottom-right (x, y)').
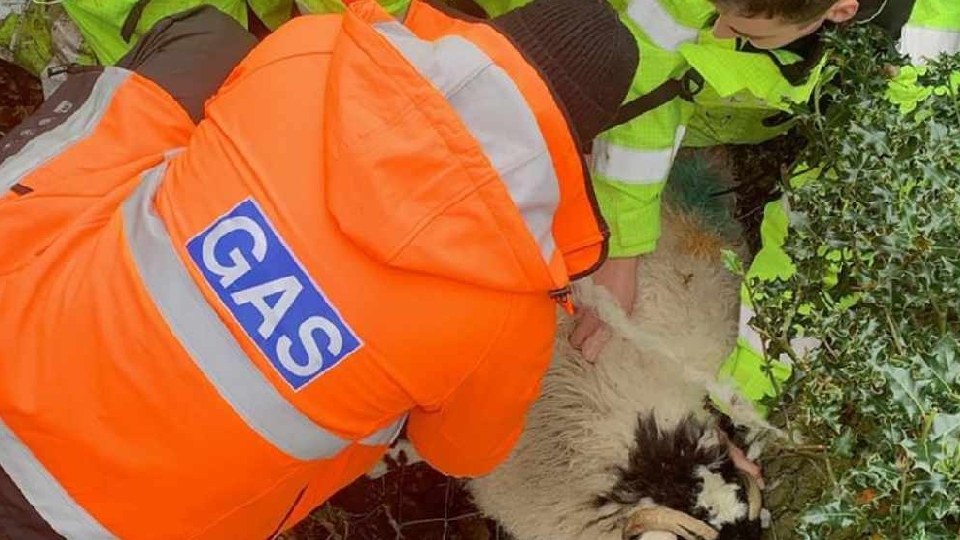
top-left (694, 466), bottom-right (748, 528)
top-left (697, 427), bottom-right (722, 450)
top-left (469, 207), bottom-right (751, 540)
top-left (575, 275), bottom-right (775, 434)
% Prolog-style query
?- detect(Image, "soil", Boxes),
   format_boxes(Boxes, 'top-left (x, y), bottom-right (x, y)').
top-left (283, 458), bottom-right (510, 540)
top-left (0, 58), bottom-right (42, 137)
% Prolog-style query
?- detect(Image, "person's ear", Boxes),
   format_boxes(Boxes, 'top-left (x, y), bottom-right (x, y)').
top-left (824, 0), bottom-right (859, 24)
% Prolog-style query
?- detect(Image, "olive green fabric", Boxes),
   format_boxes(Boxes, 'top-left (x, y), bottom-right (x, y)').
top-left (249, 0), bottom-right (294, 29)
top-left (1, 3), bottom-right (96, 77)
top-left (0, 4), bottom-right (58, 76)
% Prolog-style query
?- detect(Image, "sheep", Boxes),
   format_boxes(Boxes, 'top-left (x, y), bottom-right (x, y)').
top-left (360, 159), bottom-right (767, 540)
top-left (466, 198), bottom-right (765, 540)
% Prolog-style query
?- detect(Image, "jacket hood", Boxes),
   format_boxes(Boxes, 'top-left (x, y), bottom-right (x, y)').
top-left (322, 1), bottom-right (603, 294)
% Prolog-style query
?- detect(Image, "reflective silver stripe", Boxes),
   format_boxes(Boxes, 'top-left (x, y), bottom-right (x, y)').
top-left (899, 25), bottom-right (960, 64)
top-left (0, 68), bottom-right (131, 192)
top-left (123, 159), bottom-right (353, 461)
top-left (737, 304), bottom-right (765, 355)
top-left (741, 305), bottom-right (822, 363)
top-left (361, 414), bottom-right (408, 446)
top-left (591, 126), bottom-right (686, 185)
top-left (786, 336), bottom-right (820, 361)
top-left (625, 0), bottom-right (699, 52)
top-left (0, 416), bottom-right (119, 539)
top-left (373, 22), bottom-right (560, 261)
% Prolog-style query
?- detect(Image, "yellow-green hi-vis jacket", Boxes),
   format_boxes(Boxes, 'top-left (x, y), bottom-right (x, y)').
top-left (294, 0), bottom-right (944, 418)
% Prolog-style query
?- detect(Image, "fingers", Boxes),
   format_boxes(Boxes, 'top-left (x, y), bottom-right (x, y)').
top-left (569, 256), bottom-right (640, 361)
top-left (570, 311), bottom-right (612, 363)
top-left (570, 311), bottom-right (603, 349)
top-left (727, 441), bottom-right (765, 489)
top-left (581, 326), bottom-right (611, 363)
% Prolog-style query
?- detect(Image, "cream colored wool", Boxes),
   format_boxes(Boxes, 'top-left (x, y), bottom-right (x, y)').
top-left (468, 206), bottom-right (752, 540)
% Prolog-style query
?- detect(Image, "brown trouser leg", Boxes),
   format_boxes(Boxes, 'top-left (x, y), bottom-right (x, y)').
top-left (0, 463), bottom-right (65, 540)
top-left (116, 4), bottom-right (258, 122)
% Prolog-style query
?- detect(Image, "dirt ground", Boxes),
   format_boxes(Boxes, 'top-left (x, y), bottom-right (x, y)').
top-left (0, 59), bottom-right (41, 137)
top-left (283, 457), bottom-right (511, 540)
top-left (1, 57), bottom-right (810, 540)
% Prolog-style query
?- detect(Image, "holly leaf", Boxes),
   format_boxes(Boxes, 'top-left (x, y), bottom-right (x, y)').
top-left (882, 366), bottom-right (924, 417)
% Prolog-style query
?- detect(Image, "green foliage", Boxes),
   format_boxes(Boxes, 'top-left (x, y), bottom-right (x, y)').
top-left (746, 25), bottom-right (960, 539)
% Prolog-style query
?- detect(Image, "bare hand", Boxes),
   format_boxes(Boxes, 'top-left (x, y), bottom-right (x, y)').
top-left (716, 429), bottom-right (766, 489)
top-left (569, 256), bottom-right (639, 363)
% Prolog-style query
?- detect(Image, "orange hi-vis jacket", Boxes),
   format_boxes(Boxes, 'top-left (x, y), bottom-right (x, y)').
top-left (0, 1), bottom-right (608, 539)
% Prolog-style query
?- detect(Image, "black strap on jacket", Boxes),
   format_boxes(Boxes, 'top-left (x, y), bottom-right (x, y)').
top-left (604, 69), bottom-right (705, 131)
top-left (121, 0), bottom-right (155, 42)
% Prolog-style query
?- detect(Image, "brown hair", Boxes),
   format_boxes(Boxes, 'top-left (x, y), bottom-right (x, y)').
top-left (709, 0), bottom-right (839, 23)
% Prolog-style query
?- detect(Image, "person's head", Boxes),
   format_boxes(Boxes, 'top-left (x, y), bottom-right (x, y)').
top-left (710, 0), bottom-right (860, 49)
top-left (488, 0), bottom-right (638, 149)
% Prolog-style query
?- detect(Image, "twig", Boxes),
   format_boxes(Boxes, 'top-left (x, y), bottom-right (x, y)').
top-left (884, 307), bottom-right (906, 356)
top-left (443, 477), bottom-right (451, 540)
top-left (383, 504), bottom-right (403, 540)
top-left (792, 451), bottom-right (838, 487)
top-left (772, 443), bottom-right (828, 453)
top-left (400, 512), bottom-right (482, 529)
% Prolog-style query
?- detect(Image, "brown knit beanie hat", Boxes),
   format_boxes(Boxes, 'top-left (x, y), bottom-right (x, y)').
top-left (489, 0), bottom-right (638, 149)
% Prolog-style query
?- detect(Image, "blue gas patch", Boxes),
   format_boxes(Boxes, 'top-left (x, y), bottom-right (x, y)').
top-left (186, 198), bottom-right (361, 390)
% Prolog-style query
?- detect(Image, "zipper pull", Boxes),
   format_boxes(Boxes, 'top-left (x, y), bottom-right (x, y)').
top-left (550, 286), bottom-right (575, 315)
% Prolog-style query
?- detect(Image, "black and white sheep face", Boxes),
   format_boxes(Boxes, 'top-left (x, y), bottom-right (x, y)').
top-left (596, 415), bottom-right (763, 540)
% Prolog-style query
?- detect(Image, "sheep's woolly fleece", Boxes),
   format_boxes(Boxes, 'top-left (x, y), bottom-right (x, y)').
top-left (467, 205), bottom-right (756, 540)
top-left (695, 467), bottom-right (748, 528)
